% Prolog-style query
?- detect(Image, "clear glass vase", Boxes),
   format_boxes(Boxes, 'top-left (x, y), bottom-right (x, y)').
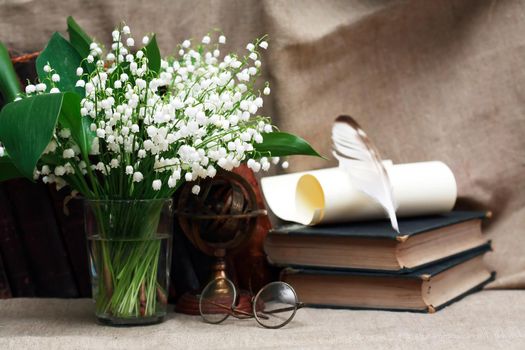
top-left (84, 199), bottom-right (173, 326)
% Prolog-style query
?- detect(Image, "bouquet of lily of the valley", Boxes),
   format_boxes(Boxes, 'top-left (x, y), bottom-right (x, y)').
top-left (0, 17), bottom-right (319, 324)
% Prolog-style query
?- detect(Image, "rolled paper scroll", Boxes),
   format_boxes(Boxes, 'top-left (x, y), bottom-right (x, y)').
top-left (261, 161), bottom-right (457, 225)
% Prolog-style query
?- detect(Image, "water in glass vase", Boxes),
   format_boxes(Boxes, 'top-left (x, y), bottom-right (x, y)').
top-left (84, 199), bottom-right (173, 326)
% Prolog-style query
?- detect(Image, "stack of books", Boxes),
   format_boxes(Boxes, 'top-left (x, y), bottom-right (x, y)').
top-left (264, 211), bottom-right (495, 312)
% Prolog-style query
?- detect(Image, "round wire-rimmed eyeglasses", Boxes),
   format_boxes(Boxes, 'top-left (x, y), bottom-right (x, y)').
top-left (198, 277), bottom-right (304, 329)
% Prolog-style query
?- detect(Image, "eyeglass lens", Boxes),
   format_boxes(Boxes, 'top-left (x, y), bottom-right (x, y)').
top-left (253, 282), bottom-right (298, 329)
top-left (199, 277), bottom-right (237, 324)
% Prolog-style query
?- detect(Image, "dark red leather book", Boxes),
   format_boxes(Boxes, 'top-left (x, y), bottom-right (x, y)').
top-left (47, 187), bottom-right (91, 297)
top-left (4, 179), bottom-right (78, 297)
top-left (0, 183), bottom-right (35, 297)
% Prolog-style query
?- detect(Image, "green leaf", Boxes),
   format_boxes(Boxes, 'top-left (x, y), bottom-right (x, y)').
top-left (67, 16), bottom-right (92, 58)
top-left (36, 32), bottom-right (84, 95)
top-left (0, 156), bottom-right (23, 181)
top-left (143, 35), bottom-right (161, 75)
top-left (254, 132), bottom-right (323, 158)
top-left (0, 93), bottom-right (64, 179)
top-left (0, 42), bottom-right (22, 103)
top-left (58, 92), bottom-right (94, 157)
top-left (66, 16), bottom-right (95, 73)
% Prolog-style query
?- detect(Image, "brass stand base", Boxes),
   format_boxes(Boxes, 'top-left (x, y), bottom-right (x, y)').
top-left (174, 291), bottom-right (201, 315)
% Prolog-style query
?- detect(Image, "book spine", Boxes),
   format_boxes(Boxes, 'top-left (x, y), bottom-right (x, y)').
top-left (4, 179), bottom-right (78, 297)
top-left (47, 186), bottom-right (91, 297)
top-left (0, 183), bottom-right (36, 296)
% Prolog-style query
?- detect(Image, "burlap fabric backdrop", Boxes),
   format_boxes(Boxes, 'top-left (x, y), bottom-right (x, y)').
top-left (1, 0), bottom-right (523, 289)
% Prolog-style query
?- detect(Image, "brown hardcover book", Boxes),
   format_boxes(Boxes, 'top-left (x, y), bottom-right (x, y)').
top-left (0, 183), bottom-right (36, 296)
top-left (281, 245), bottom-right (494, 312)
top-left (265, 211), bottom-right (488, 272)
top-left (5, 179), bottom-right (78, 297)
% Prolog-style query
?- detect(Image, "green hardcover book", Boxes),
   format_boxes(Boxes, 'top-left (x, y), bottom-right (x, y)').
top-left (281, 244), bottom-right (494, 312)
top-left (265, 211), bottom-right (490, 272)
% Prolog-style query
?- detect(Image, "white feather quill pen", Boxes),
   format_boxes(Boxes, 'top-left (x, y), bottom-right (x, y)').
top-left (332, 115), bottom-right (399, 232)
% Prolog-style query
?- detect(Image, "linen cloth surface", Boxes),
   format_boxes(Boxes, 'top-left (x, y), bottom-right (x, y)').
top-left (0, 292), bottom-right (524, 349)
top-left (0, 0), bottom-right (524, 288)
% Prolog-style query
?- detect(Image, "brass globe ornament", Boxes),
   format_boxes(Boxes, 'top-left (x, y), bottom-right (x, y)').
top-left (175, 171), bottom-right (267, 314)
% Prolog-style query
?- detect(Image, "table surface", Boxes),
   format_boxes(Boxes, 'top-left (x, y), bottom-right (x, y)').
top-left (0, 290), bottom-right (524, 350)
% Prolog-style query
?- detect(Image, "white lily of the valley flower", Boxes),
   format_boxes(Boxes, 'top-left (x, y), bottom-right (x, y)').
top-left (34, 25), bottom-right (280, 196)
top-left (152, 179), bottom-right (162, 190)
top-left (133, 171), bottom-right (144, 182)
top-left (25, 85), bottom-right (36, 94)
top-left (63, 149), bottom-right (75, 159)
top-left (191, 185), bottom-right (200, 195)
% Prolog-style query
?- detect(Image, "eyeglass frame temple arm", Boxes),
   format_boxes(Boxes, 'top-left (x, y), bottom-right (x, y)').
top-left (259, 302), bottom-right (305, 315)
top-left (200, 298), bottom-right (270, 320)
